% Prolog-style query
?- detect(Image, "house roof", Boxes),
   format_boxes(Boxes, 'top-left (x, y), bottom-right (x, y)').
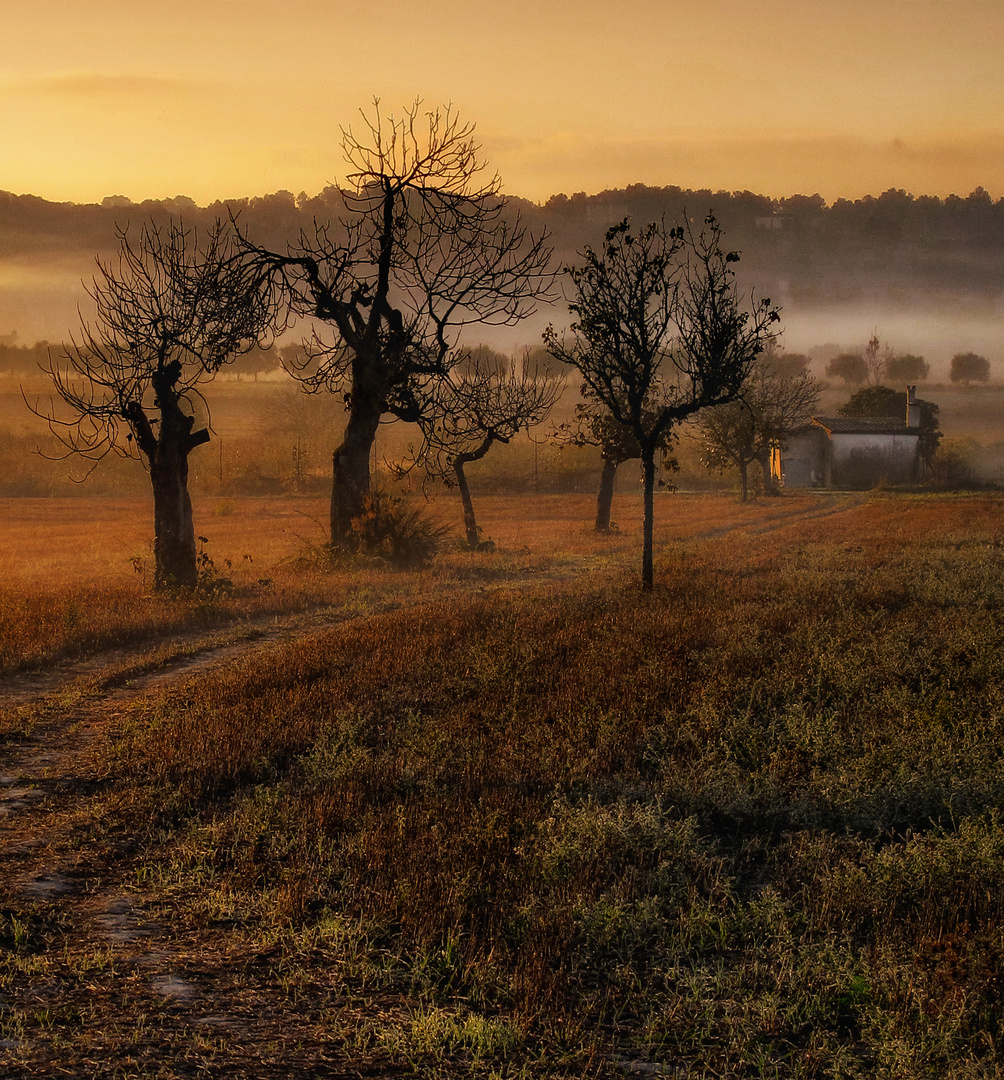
top-left (812, 416), bottom-right (917, 436)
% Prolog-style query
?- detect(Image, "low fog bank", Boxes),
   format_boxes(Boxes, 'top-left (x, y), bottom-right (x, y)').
top-left (3, 183), bottom-right (1003, 499)
top-left (781, 305), bottom-right (1004, 380)
top-left (0, 261), bottom-right (1000, 385)
top-left (3, 181), bottom-right (1004, 363)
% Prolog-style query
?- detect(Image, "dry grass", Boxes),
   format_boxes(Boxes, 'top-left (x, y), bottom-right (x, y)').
top-left (0, 491), bottom-right (825, 677)
top-left (5, 491), bottom-right (1004, 1076)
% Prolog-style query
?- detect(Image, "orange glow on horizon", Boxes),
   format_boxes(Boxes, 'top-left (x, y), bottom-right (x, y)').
top-left (0, 0), bottom-right (1001, 205)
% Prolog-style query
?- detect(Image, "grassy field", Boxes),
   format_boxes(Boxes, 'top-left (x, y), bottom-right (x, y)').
top-left (0, 491), bottom-right (815, 677)
top-left (2, 491), bottom-right (1004, 1077)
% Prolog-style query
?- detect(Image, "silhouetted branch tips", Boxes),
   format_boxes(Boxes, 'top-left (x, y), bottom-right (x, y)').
top-left (238, 101), bottom-right (556, 545)
top-left (546, 211), bottom-right (780, 588)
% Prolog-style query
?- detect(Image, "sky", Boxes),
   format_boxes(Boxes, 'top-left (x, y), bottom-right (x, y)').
top-left (1, 0), bottom-right (1002, 206)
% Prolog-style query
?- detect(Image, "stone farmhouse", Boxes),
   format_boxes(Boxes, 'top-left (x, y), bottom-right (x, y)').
top-left (772, 387), bottom-right (923, 489)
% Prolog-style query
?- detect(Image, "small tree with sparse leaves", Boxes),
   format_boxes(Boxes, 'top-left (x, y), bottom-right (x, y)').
top-left (545, 213), bottom-right (780, 589)
top-left (408, 352), bottom-right (563, 547)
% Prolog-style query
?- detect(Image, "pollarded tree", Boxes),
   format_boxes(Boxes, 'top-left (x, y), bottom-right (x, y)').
top-left (699, 347), bottom-right (821, 501)
top-left (545, 214), bottom-right (780, 590)
top-left (950, 352), bottom-right (991, 386)
top-left (243, 100), bottom-right (554, 545)
top-left (35, 219), bottom-right (278, 590)
top-left (411, 351), bottom-right (563, 547)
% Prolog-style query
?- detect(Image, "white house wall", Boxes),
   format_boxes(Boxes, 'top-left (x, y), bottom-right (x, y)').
top-left (831, 433), bottom-right (917, 467)
top-left (775, 428), bottom-right (920, 488)
top-left (829, 432), bottom-right (920, 486)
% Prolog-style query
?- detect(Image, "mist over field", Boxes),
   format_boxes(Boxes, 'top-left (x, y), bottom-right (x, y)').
top-left (2, 181), bottom-right (1003, 502)
top-left (1, 185), bottom-right (1002, 377)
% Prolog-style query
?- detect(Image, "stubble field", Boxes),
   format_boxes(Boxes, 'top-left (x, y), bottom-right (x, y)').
top-left (2, 490), bottom-right (1004, 1078)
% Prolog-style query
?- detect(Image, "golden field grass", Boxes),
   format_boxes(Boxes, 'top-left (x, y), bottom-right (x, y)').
top-left (3, 491), bottom-right (1004, 1077)
top-left (0, 490), bottom-right (826, 677)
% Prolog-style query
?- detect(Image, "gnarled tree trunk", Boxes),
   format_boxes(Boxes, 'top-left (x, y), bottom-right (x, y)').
top-left (127, 368), bottom-right (209, 591)
top-left (151, 439), bottom-right (198, 590)
top-left (330, 387), bottom-right (383, 545)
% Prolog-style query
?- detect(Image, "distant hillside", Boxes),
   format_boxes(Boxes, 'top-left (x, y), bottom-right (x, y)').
top-left (2, 185), bottom-right (1002, 371)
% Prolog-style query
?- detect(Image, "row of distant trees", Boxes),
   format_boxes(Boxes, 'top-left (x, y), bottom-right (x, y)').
top-left (5, 332), bottom-right (991, 389)
top-left (824, 337), bottom-right (991, 387)
top-left (27, 101), bottom-right (787, 594)
top-left (4, 181), bottom-right (1004, 307)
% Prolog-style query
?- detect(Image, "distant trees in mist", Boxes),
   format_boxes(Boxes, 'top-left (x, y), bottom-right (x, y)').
top-left (950, 352), bottom-right (991, 386)
top-left (825, 337), bottom-right (935, 387)
top-left (3, 181), bottom-right (1004, 322)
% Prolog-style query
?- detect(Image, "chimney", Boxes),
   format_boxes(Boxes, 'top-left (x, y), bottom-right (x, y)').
top-left (906, 385), bottom-right (920, 428)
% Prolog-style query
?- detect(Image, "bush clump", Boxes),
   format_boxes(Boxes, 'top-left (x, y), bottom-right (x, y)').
top-left (344, 493), bottom-right (450, 567)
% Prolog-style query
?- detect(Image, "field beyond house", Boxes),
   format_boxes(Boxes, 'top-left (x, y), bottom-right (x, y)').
top-left (2, 491), bottom-right (1004, 1078)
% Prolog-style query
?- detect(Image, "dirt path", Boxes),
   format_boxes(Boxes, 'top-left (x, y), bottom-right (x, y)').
top-left (0, 493), bottom-right (868, 1075)
top-left (0, 597), bottom-right (427, 1076)
top-left (0, 490), bottom-right (869, 852)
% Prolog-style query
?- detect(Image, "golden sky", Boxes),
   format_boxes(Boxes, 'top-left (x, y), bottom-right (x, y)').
top-left (2, 0), bottom-right (1002, 205)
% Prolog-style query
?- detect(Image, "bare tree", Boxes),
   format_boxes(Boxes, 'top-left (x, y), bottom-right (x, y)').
top-left (545, 214), bottom-right (780, 590)
top-left (410, 352), bottom-right (563, 547)
top-left (699, 347), bottom-right (821, 501)
top-left (863, 333), bottom-right (890, 385)
top-left (242, 100), bottom-right (554, 545)
top-left (33, 220), bottom-right (278, 590)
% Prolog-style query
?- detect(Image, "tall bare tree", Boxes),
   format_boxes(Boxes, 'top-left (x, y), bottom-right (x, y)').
top-left (546, 214), bottom-right (780, 590)
top-left (242, 100), bottom-right (554, 545)
top-left (34, 220), bottom-right (278, 590)
top-left (409, 352), bottom-right (563, 547)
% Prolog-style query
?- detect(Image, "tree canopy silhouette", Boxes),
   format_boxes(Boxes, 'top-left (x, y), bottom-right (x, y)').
top-left (242, 100), bottom-right (554, 544)
top-left (546, 214), bottom-right (780, 589)
top-left (950, 352), bottom-right (991, 386)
